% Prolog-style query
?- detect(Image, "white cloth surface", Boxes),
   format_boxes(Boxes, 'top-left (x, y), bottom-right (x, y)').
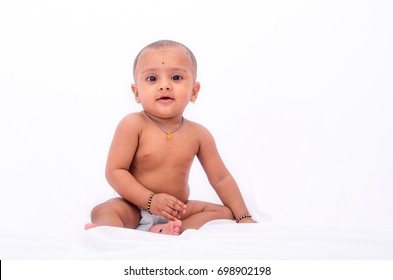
top-left (1, 221), bottom-right (392, 260)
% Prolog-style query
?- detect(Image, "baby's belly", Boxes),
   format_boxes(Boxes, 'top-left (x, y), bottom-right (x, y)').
top-left (134, 172), bottom-right (190, 202)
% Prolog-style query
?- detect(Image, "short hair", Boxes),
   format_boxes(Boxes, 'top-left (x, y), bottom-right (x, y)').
top-left (133, 40), bottom-right (197, 80)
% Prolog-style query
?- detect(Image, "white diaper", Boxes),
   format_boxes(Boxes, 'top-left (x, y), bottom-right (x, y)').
top-left (136, 209), bottom-right (170, 231)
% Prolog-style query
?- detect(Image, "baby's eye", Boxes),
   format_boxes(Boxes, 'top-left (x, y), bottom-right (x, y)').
top-left (172, 75), bottom-right (182, 81)
top-left (146, 76), bottom-right (157, 82)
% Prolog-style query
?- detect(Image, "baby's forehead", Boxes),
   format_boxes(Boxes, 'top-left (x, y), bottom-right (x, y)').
top-left (135, 46), bottom-right (196, 77)
top-left (138, 46), bottom-right (191, 63)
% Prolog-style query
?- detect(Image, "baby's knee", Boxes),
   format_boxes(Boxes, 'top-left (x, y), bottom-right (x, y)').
top-left (90, 202), bottom-right (109, 219)
top-left (90, 197), bottom-right (140, 227)
top-left (90, 198), bottom-right (123, 218)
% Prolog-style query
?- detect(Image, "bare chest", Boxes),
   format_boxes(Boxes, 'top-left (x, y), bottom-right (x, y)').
top-left (131, 129), bottom-right (199, 171)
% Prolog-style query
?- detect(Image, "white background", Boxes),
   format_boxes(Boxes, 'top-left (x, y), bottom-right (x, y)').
top-left (0, 0), bottom-right (392, 236)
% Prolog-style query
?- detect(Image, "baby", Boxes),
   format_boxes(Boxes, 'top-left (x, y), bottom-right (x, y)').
top-left (86, 40), bottom-right (256, 235)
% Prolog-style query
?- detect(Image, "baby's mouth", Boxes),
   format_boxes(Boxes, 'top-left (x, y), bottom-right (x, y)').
top-left (158, 96), bottom-right (174, 101)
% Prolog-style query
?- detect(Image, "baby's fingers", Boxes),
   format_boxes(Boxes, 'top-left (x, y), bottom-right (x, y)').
top-left (163, 207), bottom-right (181, 220)
top-left (151, 193), bottom-right (185, 219)
top-left (163, 200), bottom-right (186, 220)
top-left (168, 199), bottom-right (186, 214)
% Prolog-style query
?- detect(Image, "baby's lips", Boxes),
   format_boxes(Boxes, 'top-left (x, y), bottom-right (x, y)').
top-left (157, 95), bottom-right (174, 100)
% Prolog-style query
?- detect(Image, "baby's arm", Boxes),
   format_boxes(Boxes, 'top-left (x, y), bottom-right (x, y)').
top-left (105, 114), bottom-right (185, 220)
top-left (197, 126), bottom-right (257, 223)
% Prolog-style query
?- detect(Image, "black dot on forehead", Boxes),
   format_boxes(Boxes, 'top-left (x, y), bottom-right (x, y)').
top-left (162, 61), bottom-right (164, 64)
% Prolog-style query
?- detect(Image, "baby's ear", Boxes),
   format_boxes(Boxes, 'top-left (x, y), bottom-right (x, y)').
top-left (190, 82), bottom-right (200, 102)
top-left (131, 84), bottom-right (140, 103)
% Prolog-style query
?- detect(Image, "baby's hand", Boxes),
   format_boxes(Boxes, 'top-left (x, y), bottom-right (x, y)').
top-left (151, 193), bottom-right (186, 221)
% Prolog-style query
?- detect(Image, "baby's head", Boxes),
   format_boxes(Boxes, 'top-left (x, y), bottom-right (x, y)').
top-left (133, 40), bottom-right (198, 82)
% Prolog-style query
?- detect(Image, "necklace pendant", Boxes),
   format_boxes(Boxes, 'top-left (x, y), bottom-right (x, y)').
top-left (167, 133), bottom-right (172, 140)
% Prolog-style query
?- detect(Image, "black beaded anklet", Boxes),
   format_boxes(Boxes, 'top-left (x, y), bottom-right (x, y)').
top-left (236, 214), bottom-right (252, 223)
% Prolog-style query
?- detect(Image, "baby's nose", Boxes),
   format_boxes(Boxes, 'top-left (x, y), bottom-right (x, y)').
top-left (159, 83), bottom-right (172, 90)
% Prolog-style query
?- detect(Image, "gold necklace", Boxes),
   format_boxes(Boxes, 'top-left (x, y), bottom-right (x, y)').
top-left (144, 111), bottom-right (184, 140)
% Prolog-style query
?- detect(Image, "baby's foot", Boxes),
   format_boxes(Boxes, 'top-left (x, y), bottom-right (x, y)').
top-left (84, 223), bottom-right (98, 230)
top-left (148, 220), bottom-right (182, 235)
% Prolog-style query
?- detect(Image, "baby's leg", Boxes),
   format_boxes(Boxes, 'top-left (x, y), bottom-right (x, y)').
top-left (148, 220), bottom-right (182, 235)
top-left (180, 201), bottom-right (234, 231)
top-left (87, 197), bottom-right (140, 229)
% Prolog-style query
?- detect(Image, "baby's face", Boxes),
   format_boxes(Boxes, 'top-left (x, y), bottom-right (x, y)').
top-left (132, 46), bottom-right (199, 118)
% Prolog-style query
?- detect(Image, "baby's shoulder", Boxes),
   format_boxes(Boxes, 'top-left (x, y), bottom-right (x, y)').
top-left (119, 112), bottom-right (145, 125)
top-left (185, 118), bottom-right (206, 131)
top-left (115, 112), bottom-right (146, 134)
top-left (184, 119), bottom-right (214, 139)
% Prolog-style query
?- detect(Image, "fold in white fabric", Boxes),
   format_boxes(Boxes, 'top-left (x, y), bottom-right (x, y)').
top-left (3, 221), bottom-right (391, 259)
